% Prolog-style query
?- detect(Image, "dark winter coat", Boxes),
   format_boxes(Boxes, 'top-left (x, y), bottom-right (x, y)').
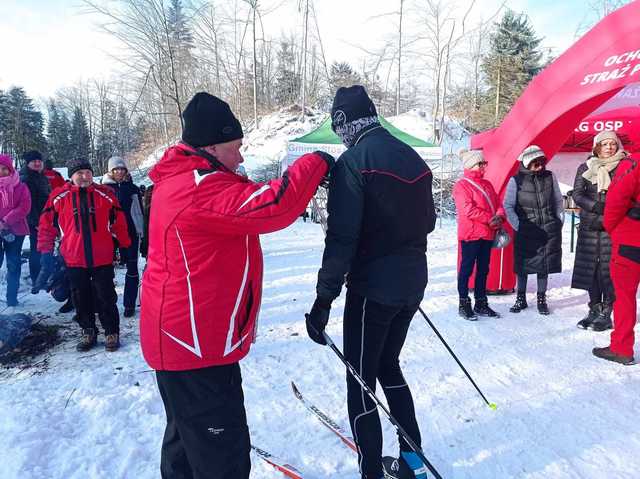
top-left (507, 166), bottom-right (563, 275)
top-left (316, 126), bottom-right (437, 307)
top-left (101, 173), bottom-right (144, 240)
top-left (19, 166), bottom-right (51, 228)
top-left (140, 184), bottom-right (153, 258)
top-left (571, 161), bottom-right (615, 292)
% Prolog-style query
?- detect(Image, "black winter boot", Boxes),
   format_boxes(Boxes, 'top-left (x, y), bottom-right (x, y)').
top-left (458, 297), bottom-right (477, 320)
top-left (474, 298), bottom-right (500, 317)
top-left (590, 304), bottom-right (613, 332)
top-left (592, 346), bottom-right (635, 365)
top-left (537, 293), bottom-right (550, 315)
top-left (509, 293), bottom-right (528, 313)
top-left (58, 299), bottom-right (74, 314)
top-left (577, 304), bottom-right (600, 329)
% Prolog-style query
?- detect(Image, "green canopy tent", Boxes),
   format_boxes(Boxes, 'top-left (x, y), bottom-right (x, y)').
top-left (282, 116), bottom-right (442, 172)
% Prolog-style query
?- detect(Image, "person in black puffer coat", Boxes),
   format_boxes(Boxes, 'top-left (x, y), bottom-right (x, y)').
top-left (504, 145), bottom-right (564, 316)
top-left (572, 131), bottom-right (627, 331)
top-left (19, 150), bottom-right (51, 286)
top-left (305, 85), bottom-right (437, 479)
top-left (101, 156), bottom-right (144, 318)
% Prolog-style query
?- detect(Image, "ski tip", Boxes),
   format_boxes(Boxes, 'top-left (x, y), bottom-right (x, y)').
top-left (489, 402), bottom-right (497, 410)
top-left (291, 381), bottom-right (302, 398)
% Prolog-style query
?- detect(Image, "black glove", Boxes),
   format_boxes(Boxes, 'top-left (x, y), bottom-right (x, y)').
top-left (313, 151), bottom-right (336, 170)
top-left (32, 252), bottom-right (54, 294)
top-left (305, 296), bottom-right (332, 345)
top-left (592, 201), bottom-right (605, 215)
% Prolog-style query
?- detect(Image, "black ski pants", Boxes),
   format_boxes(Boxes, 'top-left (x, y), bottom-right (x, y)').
top-left (155, 363), bottom-right (251, 479)
top-left (67, 265), bottom-right (120, 335)
top-left (343, 290), bottom-right (422, 479)
top-left (458, 239), bottom-right (492, 300)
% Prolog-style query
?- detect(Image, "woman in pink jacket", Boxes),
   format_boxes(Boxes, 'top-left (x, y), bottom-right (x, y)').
top-left (0, 154), bottom-right (31, 307)
top-left (453, 149), bottom-right (505, 320)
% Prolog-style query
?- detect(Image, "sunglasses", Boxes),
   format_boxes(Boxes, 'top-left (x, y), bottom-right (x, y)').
top-left (529, 158), bottom-right (545, 168)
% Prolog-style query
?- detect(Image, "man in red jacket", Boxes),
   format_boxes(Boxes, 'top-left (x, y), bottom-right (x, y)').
top-left (594, 154), bottom-right (640, 365)
top-left (37, 158), bottom-right (131, 352)
top-left (140, 92), bottom-right (332, 479)
top-left (43, 160), bottom-right (66, 191)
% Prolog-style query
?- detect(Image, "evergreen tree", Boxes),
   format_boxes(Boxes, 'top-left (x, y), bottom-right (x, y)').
top-left (275, 40), bottom-right (301, 107)
top-left (0, 90), bottom-right (8, 153)
top-left (330, 62), bottom-right (361, 89)
top-left (479, 10), bottom-right (543, 128)
top-left (47, 101), bottom-right (73, 166)
top-left (69, 107), bottom-right (91, 162)
top-left (0, 87), bottom-right (46, 158)
top-left (95, 98), bottom-right (119, 173)
top-left (168, 0), bottom-right (194, 51)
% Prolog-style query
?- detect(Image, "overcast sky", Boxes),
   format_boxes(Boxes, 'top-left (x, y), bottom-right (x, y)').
top-left (0, 0), bottom-right (601, 101)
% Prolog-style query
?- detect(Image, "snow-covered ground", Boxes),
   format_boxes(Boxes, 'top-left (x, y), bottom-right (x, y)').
top-left (1, 219), bottom-right (639, 479)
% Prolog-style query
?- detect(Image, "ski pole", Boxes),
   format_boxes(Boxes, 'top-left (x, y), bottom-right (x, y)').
top-left (322, 331), bottom-right (444, 479)
top-left (417, 307), bottom-right (497, 410)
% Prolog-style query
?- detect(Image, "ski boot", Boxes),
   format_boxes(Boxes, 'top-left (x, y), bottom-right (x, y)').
top-left (382, 457), bottom-right (413, 479)
top-left (474, 298), bottom-right (500, 318)
top-left (382, 452), bottom-right (428, 479)
top-left (509, 293), bottom-right (528, 313)
top-left (577, 304), bottom-right (600, 329)
top-left (458, 297), bottom-right (477, 321)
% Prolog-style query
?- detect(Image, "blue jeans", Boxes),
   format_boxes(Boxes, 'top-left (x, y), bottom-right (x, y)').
top-left (0, 235), bottom-right (26, 306)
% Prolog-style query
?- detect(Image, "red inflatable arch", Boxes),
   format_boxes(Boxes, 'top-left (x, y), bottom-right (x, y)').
top-left (469, 0), bottom-right (640, 292)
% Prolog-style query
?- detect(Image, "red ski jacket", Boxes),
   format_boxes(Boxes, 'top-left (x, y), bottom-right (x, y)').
top-left (453, 169), bottom-right (505, 242)
top-left (38, 183), bottom-right (131, 267)
top-left (44, 168), bottom-right (66, 191)
top-left (604, 155), bottom-right (640, 247)
top-left (140, 143), bottom-right (328, 371)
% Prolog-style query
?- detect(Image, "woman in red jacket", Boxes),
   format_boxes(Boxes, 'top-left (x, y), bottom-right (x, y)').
top-left (453, 150), bottom-right (506, 320)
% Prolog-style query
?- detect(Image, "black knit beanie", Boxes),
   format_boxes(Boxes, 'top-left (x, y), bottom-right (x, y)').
top-left (330, 85), bottom-right (377, 132)
top-left (23, 150), bottom-right (43, 164)
top-left (67, 157), bottom-right (93, 177)
top-left (182, 92), bottom-right (244, 147)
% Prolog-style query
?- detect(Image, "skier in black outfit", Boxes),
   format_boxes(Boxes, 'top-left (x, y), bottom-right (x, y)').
top-left (101, 156), bottom-right (144, 317)
top-left (305, 85), bottom-right (436, 479)
top-left (19, 150), bottom-right (51, 286)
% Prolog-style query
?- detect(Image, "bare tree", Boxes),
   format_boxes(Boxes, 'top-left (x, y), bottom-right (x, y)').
top-left (83, 0), bottom-right (196, 141)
